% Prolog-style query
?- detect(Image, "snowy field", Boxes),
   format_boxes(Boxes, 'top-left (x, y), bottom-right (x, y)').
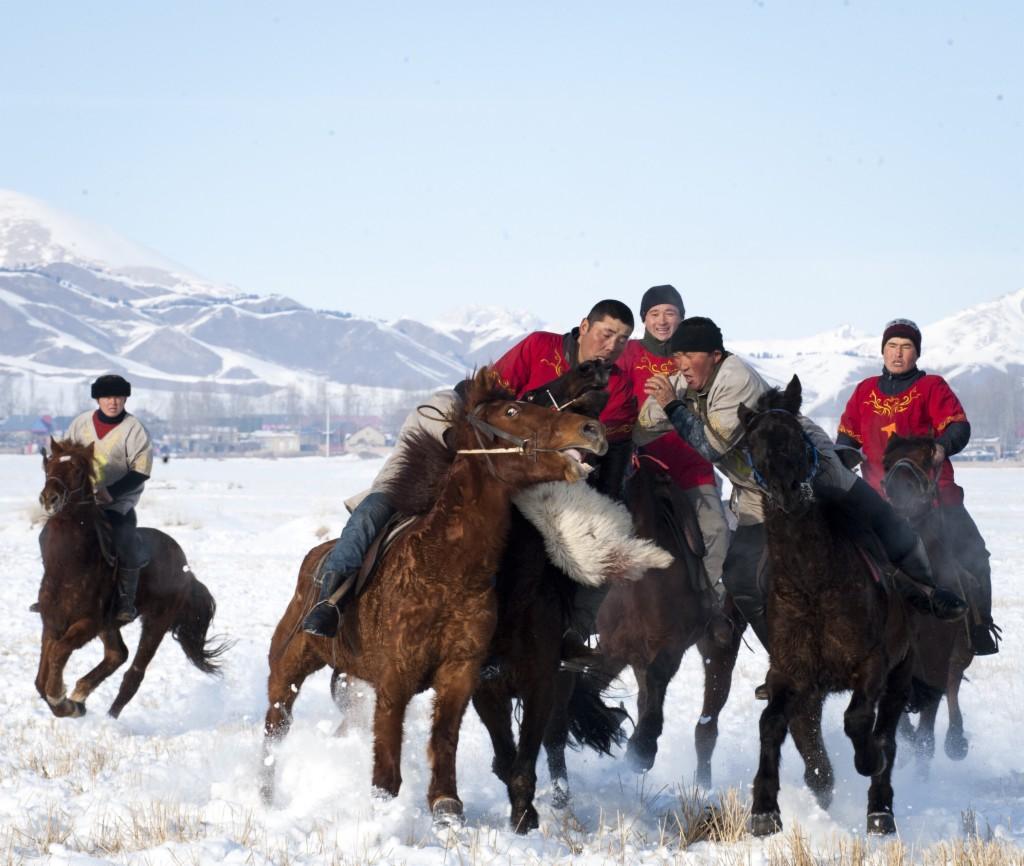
top-left (1, 453), bottom-right (1021, 865)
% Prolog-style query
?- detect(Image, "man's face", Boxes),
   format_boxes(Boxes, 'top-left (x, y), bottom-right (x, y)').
top-left (882, 338), bottom-right (919, 374)
top-left (643, 304), bottom-right (682, 342)
top-left (578, 316), bottom-right (632, 365)
top-left (672, 351), bottom-right (721, 391)
top-left (97, 396), bottom-right (127, 416)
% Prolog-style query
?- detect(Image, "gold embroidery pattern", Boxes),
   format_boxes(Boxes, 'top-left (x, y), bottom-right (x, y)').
top-left (540, 353), bottom-right (564, 378)
top-left (838, 422), bottom-right (862, 443)
top-left (936, 413), bottom-right (967, 431)
top-left (865, 387), bottom-right (920, 418)
top-left (635, 356), bottom-right (674, 376)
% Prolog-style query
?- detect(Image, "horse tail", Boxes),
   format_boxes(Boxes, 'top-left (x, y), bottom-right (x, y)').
top-left (172, 575), bottom-right (232, 675)
top-left (905, 675), bottom-right (944, 714)
top-left (565, 669), bottom-right (629, 756)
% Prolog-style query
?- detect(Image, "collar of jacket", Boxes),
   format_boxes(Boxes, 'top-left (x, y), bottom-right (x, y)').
top-left (562, 329), bottom-right (582, 369)
top-left (879, 365), bottom-right (925, 396)
top-left (641, 330), bottom-right (672, 357)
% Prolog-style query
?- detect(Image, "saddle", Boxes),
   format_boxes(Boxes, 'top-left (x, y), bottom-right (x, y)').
top-left (648, 470), bottom-right (708, 596)
top-left (94, 518), bottom-right (151, 572)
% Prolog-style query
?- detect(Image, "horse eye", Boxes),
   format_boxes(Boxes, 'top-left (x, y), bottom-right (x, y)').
top-left (505, 405), bottom-right (519, 417)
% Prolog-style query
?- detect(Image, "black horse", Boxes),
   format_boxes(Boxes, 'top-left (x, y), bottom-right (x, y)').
top-left (738, 376), bottom-right (914, 837)
top-left (883, 435), bottom-right (973, 777)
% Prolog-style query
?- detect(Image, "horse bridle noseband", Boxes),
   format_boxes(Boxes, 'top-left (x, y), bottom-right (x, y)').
top-left (882, 456), bottom-right (938, 517)
top-left (41, 466), bottom-right (90, 514)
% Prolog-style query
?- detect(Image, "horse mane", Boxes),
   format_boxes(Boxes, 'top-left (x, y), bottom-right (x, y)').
top-left (379, 368), bottom-right (515, 516)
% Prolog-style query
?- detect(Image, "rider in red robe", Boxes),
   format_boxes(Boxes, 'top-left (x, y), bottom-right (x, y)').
top-left (837, 318), bottom-right (999, 655)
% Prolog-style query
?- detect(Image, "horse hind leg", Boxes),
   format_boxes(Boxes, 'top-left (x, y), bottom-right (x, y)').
top-left (472, 688), bottom-right (517, 785)
top-left (70, 628), bottom-right (128, 705)
top-left (108, 617), bottom-right (171, 719)
top-left (694, 633), bottom-right (741, 789)
top-left (542, 670), bottom-right (576, 809)
top-left (944, 661), bottom-right (969, 761)
top-left (505, 676), bottom-right (557, 834)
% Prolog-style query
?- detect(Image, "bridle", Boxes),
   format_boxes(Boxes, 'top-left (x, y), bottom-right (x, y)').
top-left (41, 458), bottom-right (91, 515)
top-left (882, 455), bottom-right (938, 519)
top-left (743, 408), bottom-right (820, 511)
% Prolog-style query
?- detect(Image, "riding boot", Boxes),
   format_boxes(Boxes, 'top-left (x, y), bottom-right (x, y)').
top-left (942, 502), bottom-right (999, 655)
top-left (837, 478), bottom-right (967, 622)
top-left (893, 538), bottom-right (969, 622)
top-left (115, 567), bottom-right (141, 624)
top-left (302, 491), bottom-right (396, 639)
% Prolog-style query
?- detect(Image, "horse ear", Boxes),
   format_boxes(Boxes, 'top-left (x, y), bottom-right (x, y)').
top-left (737, 402), bottom-right (755, 431)
top-left (782, 375), bottom-right (803, 414)
top-left (50, 436), bottom-right (61, 454)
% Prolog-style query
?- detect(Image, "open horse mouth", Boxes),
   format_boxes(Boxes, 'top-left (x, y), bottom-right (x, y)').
top-left (558, 445), bottom-right (605, 479)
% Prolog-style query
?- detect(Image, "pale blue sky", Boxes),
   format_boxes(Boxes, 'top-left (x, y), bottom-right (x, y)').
top-left (2, 2), bottom-right (1021, 338)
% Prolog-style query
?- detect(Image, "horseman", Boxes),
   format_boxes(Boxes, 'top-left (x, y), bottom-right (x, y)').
top-left (637, 317), bottom-right (968, 697)
top-left (46, 374), bottom-right (153, 623)
top-left (618, 285), bottom-right (730, 612)
top-left (491, 298), bottom-right (636, 651)
top-left (302, 299), bottom-right (637, 644)
top-left (837, 318), bottom-right (999, 656)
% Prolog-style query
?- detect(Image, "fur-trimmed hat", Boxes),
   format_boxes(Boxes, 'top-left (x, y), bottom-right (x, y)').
top-left (881, 318), bottom-right (921, 356)
top-left (669, 316), bottom-right (724, 354)
top-left (91, 374), bottom-right (131, 398)
top-left (640, 284), bottom-right (685, 321)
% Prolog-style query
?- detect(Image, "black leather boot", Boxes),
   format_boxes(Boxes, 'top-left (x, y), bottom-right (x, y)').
top-left (895, 538), bottom-right (968, 622)
top-left (302, 570), bottom-right (350, 638)
top-left (115, 567), bottom-right (140, 624)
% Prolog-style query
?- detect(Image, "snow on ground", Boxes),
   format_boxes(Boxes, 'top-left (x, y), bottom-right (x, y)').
top-left (1, 454), bottom-right (1021, 864)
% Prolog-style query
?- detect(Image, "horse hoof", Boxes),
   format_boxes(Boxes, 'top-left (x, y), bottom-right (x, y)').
top-left (695, 768), bottom-right (712, 790)
top-left (511, 804), bottom-right (539, 834)
top-left (431, 797), bottom-right (464, 828)
top-left (551, 777), bottom-right (571, 810)
top-left (625, 741), bottom-right (656, 774)
top-left (867, 811), bottom-right (897, 835)
top-left (750, 812), bottom-right (782, 837)
top-left (69, 700), bottom-right (87, 718)
top-left (945, 734), bottom-right (968, 761)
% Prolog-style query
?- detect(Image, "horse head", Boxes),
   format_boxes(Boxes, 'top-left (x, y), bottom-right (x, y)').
top-left (882, 435), bottom-right (939, 521)
top-left (40, 438), bottom-right (96, 515)
top-left (520, 359), bottom-right (611, 419)
top-left (454, 366), bottom-right (608, 484)
top-left (737, 375), bottom-right (817, 516)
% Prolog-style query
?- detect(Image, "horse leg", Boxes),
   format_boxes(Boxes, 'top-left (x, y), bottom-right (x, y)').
top-left (505, 674), bottom-right (556, 834)
top-left (627, 648), bottom-right (683, 773)
top-left (866, 653), bottom-right (913, 835)
top-left (944, 667), bottom-right (968, 761)
top-left (913, 696), bottom-right (939, 778)
top-left (371, 679), bottom-right (414, 800)
top-left (751, 678), bottom-right (792, 836)
top-left (788, 691), bottom-right (833, 811)
top-left (260, 632), bottom-right (327, 804)
top-left (425, 661), bottom-right (479, 824)
top-left (41, 619), bottom-right (97, 718)
top-left (472, 687), bottom-right (517, 785)
top-left (694, 633), bottom-right (741, 788)
top-left (108, 618), bottom-right (170, 719)
top-left (843, 664), bottom-right (886, 778)
top-left (70, 628), bottom-right (129, 704)
top-left (543, 670), bottom-right (576, 809)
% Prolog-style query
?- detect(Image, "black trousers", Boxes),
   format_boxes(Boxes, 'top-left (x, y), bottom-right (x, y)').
top-left (721, 523), bottom-right (768, 647)
top-left (941, 501), bottom-right (992, 620)
top-left (107, 508), bottom-right (143, 569)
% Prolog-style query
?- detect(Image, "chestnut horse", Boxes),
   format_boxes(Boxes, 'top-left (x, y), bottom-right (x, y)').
top-left (35, 438), bottom-right (228, 719)
top-left (260, 368), bottom-right (607, 825)
top-left (739, 376), bottom-right (914, 837)
top-left (882, 435), bottom-right (973, 776)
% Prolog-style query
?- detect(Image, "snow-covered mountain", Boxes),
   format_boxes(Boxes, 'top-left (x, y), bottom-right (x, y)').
top-left (1, 188), bottom-right (1021, 440)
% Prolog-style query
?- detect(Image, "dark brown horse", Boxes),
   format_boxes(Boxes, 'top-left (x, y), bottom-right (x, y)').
top-left (882, 435), bottom-right (973, 776)
top-left (739, 376), bottom-right (914, 837)
top-left (260, 368), bottom-right (608, 825)
top-left (35, 437), bottom-right (228, 719)
top-left (472, 360), bottom-right (630, 833)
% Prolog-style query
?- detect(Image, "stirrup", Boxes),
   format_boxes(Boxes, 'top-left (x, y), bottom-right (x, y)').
top-left (302, 600), bottom-right (342, 638)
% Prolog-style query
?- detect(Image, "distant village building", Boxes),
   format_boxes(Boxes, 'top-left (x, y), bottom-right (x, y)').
top-left (954, 436), bottom-right (1002, 462)
top-left (248, 429), bottom-right (301, 455)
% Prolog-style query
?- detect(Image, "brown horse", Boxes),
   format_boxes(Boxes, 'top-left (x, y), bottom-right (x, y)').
top-left (472, 360), bottom-right (632, 833)
top-left (260, 368), bottom-right (608, 825)
top-left (739, 376), bottom-right (914, 837)
top-left (578, 457), bottom-right (743, 787)
top-left (35, 437), bottom-right (228, 719)
top-left (882, 435), bottom-right (973, 776)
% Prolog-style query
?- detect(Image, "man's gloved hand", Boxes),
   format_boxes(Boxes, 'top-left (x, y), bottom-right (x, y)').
top-left (932, 443), bottom-right (947, 467)
top-left (94, 487), bottom-right (113, 505)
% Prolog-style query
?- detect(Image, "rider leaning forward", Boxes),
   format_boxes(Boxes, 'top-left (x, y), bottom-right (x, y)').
top-left (637, 317), bottom-right (969, 698)
top-left (837, 318), bottom-right (1000, 655)
top-left (302, 299), bottom-right (638, 647)
top-left (36, 374), bottom-right (153, 623)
